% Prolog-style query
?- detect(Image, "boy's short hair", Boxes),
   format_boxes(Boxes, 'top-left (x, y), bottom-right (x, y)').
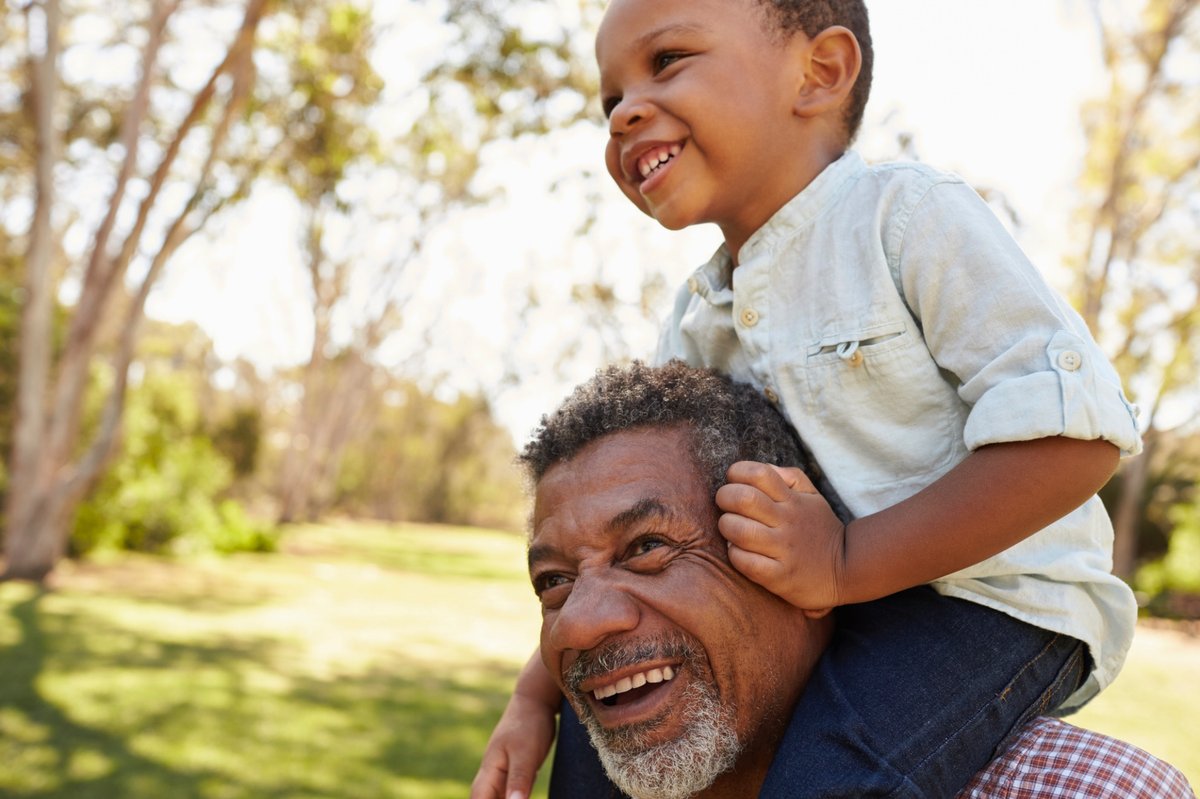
top-left (759, 0), bottom-right (873, 142)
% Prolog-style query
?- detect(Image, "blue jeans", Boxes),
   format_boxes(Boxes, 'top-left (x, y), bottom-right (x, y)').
top-left (548, 586), bottom-right (1086, 798)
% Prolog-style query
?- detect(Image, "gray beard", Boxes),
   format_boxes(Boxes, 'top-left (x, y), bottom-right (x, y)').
top-left (576, 678), bottom-right (741, 799)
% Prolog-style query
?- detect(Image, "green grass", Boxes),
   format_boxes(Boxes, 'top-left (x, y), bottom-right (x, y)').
top-left (1, 520), bottom-right (1197, 797)
top-left (0, 522), bottom-right (547, 799)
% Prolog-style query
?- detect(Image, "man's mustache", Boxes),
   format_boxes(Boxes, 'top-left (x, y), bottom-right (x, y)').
top-left (564, 632), bottom-right (703, 695)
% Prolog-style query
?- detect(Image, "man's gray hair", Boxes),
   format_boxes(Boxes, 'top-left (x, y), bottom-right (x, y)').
top-left (520, 360), bottom-right (846, 518)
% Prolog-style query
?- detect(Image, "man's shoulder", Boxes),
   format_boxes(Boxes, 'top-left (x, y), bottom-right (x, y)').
top-left (959, 717), bottom-right (1195, 798)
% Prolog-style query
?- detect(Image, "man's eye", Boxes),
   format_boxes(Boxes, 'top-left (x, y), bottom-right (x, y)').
top-left (533, 573), bottom-right (571, 596)
top-left (630, 536), bottom-right (670, 558)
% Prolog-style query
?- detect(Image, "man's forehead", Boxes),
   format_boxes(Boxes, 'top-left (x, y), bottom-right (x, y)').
top-left (528, 429), bottom-right (715, 555)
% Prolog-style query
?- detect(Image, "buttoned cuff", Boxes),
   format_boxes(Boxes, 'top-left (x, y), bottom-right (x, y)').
top-left (963, 331), bottom-right (1142, 456)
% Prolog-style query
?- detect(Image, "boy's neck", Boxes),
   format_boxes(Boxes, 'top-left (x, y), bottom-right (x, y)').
top-left (725, 142), bottom-right (848, 266)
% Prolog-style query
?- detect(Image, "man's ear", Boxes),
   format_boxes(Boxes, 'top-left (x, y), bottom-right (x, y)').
top-left (793, 26), bottom-right (861, 120)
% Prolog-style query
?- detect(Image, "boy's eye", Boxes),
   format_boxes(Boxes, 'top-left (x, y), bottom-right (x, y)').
top-left (652, 51), bottom-right (685, 73)
top-left (602, 95), bottom-right (621, 119)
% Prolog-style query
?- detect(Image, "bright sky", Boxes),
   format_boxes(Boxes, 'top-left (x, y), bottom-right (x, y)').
top-left (149, 0), bottom-right (1106, 441)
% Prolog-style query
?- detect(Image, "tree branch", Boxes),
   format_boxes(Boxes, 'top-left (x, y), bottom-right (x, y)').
top-left (46, 0), bottom-right (269, 473)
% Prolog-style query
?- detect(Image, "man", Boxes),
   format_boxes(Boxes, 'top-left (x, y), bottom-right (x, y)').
top-left (517, 360), bottom-right (1193, 799)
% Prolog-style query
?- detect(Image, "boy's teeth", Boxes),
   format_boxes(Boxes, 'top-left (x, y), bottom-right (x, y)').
top-left (638, 146), bottom-right (679, 178)
top-left (592, 665), bottom-right (677, 701)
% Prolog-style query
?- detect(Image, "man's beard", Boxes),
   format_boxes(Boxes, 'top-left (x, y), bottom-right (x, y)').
top-left (565, 635), bottom-right (742, 799)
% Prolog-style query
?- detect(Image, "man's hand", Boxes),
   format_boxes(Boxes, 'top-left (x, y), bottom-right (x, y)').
top-left (716, 461), bottom-right (847, 613)
top-left (470, 691), bottom-right (557, 799)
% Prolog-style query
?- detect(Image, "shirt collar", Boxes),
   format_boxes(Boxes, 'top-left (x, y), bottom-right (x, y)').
top-left (740, 150), bottom-right (866, 262)
top-left (685, 150), bottom-right (867, 305)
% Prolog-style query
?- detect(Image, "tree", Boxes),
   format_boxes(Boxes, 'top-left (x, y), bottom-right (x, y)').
top-left (271, 0), bottom-right (603, 523)
top-left (2, 0), bottom-right (274, 581)
top-left (1070, 0), bottom-right (1200, 577)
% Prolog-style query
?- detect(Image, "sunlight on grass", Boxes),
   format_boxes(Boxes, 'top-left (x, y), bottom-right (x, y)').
top-left (0, 521), bottom-right (546, 798)
top-left (2, 520), bottom-right (1195, 797)
top-left (1072, 624), bottom-right (1200, 786)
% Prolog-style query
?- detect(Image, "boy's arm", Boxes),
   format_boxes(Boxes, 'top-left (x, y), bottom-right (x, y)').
top-left (717, 435), bottom-right (1119, 610)
top-left (470, 648), bottom-right (563, 799)
top-left (840, 435), bottom-right (1118, 604)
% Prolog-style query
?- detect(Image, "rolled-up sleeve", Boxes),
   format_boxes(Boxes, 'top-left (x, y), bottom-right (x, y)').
top-left (896, 180), bottom-right (1142, 456)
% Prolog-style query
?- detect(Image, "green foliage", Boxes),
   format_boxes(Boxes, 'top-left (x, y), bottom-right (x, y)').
top-left (334, 385), bottom-right (525, 530)
top-left (72, 373), bottom-right (276, 556)
top-left (0, 234), bottom-right (20, 508)
top-left (266, 0), bottom-right (385, 201)
top-left (1136, 502), bottom-right (1200, 597)
top-left (212, 407), bottom-right (262, 478)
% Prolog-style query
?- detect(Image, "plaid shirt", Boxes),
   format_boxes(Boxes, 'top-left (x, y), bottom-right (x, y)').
top-left (958, 718), bottom-right (1195, 798)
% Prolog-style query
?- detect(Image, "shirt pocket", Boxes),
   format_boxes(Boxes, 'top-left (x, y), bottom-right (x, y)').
top-left (798, 320), bottom-right (967, 491)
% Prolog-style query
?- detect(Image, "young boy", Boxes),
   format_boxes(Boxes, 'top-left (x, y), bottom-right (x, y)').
top-left (473, 1), bottom-right (1142, 797)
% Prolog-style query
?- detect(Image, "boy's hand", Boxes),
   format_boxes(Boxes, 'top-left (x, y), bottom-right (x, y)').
top-left (470, 691), bottom-right (556, 799)
top-left (716, 461), bottom-right (847, 613)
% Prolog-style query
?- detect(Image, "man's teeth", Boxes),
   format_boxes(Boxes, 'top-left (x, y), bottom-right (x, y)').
top-left (638, 145), bottom-right (681, 178)
top-left (593, 665), bottom-right (675, 701)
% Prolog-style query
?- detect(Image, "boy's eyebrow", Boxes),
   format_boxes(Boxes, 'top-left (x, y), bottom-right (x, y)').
top-left (527, 496), bottom-right (677, 571)
top-left (633, 22), bottom-right (709, 51)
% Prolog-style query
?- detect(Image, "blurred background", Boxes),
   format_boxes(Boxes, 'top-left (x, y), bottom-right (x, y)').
top-left (0, 0), bottom-right (1197, 796)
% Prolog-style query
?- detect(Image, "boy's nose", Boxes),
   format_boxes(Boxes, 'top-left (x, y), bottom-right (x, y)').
top-left (608, 95), bottom-right (653, 136)
top-left (547, 572), bottom-right (640, 654)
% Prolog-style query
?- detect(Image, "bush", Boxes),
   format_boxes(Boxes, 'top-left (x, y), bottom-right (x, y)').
top-left (72, 373), bottom-right (276, 556)
top-left (1135, 502), bottom-right (1200, 618)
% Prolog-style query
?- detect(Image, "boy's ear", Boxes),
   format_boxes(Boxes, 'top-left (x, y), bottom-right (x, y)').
top-left (792, 26), bottom-right (861, 121)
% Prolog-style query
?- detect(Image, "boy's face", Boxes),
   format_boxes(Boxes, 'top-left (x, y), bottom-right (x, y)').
top-left (596, 0), bottom-right (810, 253)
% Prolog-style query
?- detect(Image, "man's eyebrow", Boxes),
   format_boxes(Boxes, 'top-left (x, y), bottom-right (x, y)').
top-left (528, 542), bottom-right (555, 571)
top-left (527, 497), bottom-right (677, 570)
top-left (608, 497), bottom-right (674, 532)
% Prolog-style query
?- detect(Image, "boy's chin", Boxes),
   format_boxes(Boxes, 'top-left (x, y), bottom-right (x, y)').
top-left (647, 208), bottom-right (696, 231)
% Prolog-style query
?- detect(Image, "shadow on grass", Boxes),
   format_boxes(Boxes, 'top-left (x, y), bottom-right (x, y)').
top-left (1, 590), bottom-right (227, 798)
top-left (0, 591), bottom-right (523, 798)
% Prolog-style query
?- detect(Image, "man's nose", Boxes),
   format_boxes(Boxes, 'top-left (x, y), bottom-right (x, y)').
top-left (608, 93), bottom-right (653, 136)
top-left (548, 572), bottom-right (640, 653)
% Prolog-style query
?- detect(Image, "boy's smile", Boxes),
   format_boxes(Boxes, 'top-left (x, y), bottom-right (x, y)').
top-left (596, 0), bottom-right (816, 258)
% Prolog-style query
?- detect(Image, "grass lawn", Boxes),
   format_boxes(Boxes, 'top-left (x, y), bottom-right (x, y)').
top-left (1, 520), bottom-right (1197, 797)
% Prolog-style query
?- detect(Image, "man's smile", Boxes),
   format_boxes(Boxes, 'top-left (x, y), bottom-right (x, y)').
top-left (593, 663), bottom-right (676, 703)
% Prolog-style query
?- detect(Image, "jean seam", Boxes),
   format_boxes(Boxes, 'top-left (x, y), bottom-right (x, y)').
top-left (882, 633), bottom-right (1072, 799)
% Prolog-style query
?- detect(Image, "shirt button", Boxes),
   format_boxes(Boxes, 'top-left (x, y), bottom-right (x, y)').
top-left (687, 276), bottom-right (700, 294)
top-left (1057, 351), bottom-right (1083, 371)
top-left (740, 307), bottom-right (760, 327)
top-left (764, 387), bottom-right (778, 403)
top-left (848, 350), bottom-right (864, 367)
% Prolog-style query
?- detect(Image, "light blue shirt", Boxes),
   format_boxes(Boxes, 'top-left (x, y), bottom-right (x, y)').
top-left (656, 151), bottom-right (1141, 710)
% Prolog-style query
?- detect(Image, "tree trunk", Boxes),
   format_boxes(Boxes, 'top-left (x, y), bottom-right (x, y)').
top-left (3, 0), bottom-right (269, 583)
top-left (2, 486), bottom-right (72, 582)
top-left (1112, 434), bottom-right (1155, 580)
top-left (3, 0), bottom-right (61, 583)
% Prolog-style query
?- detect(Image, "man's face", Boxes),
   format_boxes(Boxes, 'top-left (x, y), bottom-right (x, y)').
top-left (529, 426), bottom-right (814, 796)
top-left (595, 0), bottom-right (810, 253)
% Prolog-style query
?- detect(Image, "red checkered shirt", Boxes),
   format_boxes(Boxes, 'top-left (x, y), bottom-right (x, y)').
top-left (957, 717), bottom-right (1194, 798)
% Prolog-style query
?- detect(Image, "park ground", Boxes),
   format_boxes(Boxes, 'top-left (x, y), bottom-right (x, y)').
top-left (1, 521), bottom-right (1197, 798)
